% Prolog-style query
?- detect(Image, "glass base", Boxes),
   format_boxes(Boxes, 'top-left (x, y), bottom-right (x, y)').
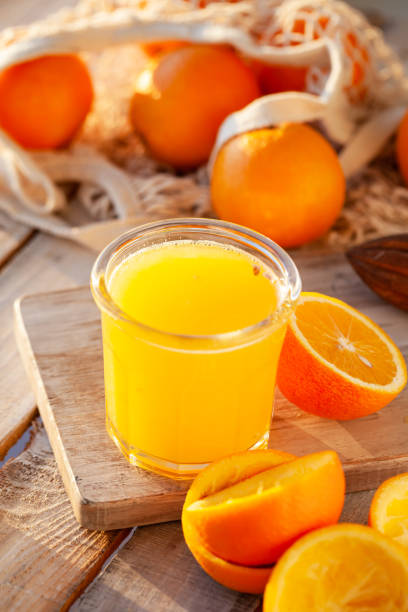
top-left (107, 417), bottom-right (269, 480)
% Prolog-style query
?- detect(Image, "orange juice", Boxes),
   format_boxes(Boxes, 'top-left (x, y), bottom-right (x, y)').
top-left (92, 219), bottom-right (300, 478)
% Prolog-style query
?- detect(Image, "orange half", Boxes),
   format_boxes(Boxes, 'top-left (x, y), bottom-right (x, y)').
top-left (263, 523), bottom-right (408, 611)
top-left (277, 292), bottom-right (407, 420)
top-left (369, 473), bottom-right (408, 549)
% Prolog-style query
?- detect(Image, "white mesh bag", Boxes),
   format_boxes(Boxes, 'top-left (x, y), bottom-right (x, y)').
top-left (0, 0), bottom-right (406, 248)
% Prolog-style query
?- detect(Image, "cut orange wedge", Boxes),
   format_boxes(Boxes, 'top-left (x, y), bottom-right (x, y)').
top-left (182, 449), bottom-right (295, 593)
top-left (183, 450), bottom-right (344, 568)
top-left (277, 292), bottom-right (407, 420)
top-left (263, 523), bottom-right (408, 611)
top-left (369, 473), bottom-right (408, 549)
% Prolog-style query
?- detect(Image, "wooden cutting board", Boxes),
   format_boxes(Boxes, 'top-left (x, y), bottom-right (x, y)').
top-left (14, 249), bottom-right (408, 531)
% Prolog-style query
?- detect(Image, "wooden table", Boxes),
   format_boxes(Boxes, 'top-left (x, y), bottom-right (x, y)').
top-left (1, 1), bottom-right (407, 610)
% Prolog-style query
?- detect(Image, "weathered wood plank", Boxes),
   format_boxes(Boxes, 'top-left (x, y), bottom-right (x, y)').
top-left (0, 232), bottom-right (95, 459)
top-left (72, 521), bottom-right (260, 612)
top-left (71, 489), bottom-right (375, 612)
top-left (0, 424), bottom-right (129, 611)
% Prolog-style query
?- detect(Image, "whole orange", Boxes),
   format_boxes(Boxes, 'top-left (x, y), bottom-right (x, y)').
top-left (396, 109), bottom-right (408, 186)
top-left (0, 54), bottom-right (93, 149)
top-left (252, 61), bottom-right (308, 95)
top-left (129, 44), bottom-right (260, 169)
top-left (211, 123), bottom-right (346, 248)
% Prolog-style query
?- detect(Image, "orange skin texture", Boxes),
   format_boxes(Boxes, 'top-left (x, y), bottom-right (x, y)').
top-left (249, 60), bottom-right (307, 95)
top-left (129, 44), bottom-right (260, 169)
top-left (0, 54), bottom-right (93, 149)
top-left (396, 110), bottom-right (408, 186)
top-left (182, 519), bottom-right (273, 594)
top-left (211, 123), bottom-right (346, 248)
top-left (277, 314), bottom-right (404, 420)
top-left (182, 449), bottom-right (295, 593)
top-left (183, 450), bottom-right (345, 568)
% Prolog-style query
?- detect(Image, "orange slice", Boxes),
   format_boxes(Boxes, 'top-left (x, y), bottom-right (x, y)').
top-left (369, 473), bottom-right (408, 548)
top-left (183, 450), bottom-right (344, 568)
top-left (263, 523), bottom-right (408, 611)
top-left (182, 449), bottom-right (295, 593)
top-left (277, 292), bottom-right (407, 420)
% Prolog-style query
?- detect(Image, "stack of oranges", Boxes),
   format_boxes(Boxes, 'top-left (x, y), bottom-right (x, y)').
top-left (132, 2), bottom-right (372, 248)
top-left (0, 38), bottom-right (347, 248)
top-left (131, 40), bottom-right (347, 248)
top-left (182, 446), bottom-right (408, 608)
top-left (1, 6), bottom-right (407, 246)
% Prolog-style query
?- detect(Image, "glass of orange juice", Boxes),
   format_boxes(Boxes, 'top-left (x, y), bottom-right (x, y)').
top-left (91, 219), bottom-right (301, 479)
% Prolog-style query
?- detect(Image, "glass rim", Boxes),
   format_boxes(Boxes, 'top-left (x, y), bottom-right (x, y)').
top-left (91, 218), bottom-right (302, 344)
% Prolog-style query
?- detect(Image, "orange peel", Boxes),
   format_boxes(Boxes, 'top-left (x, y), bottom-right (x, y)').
top-left (182, 449), bottom-right (345, 591)
top-left (182, 520), bottom-right (273, 594)
top-left (182, 449), bottom-right (295, 593)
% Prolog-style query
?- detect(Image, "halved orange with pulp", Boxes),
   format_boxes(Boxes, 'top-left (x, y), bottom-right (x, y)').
top-left (263, 523), bottom-right (408, 611)
top-left (277, 292), bottom-right (407, 420)
top-left (369, 472), bottom-right (408, 549)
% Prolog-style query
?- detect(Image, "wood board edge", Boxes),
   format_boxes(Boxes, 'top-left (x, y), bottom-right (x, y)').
top-left (13, 289), bottom-right (408, 530)
top-left (13, 295), bottom-right (89, 527)
top-left (14, 285), bottom-right (90, 303)
top-left (344, 455), bottom-right (408, 494)
top-left (79, 494), bottom-right (185, 531)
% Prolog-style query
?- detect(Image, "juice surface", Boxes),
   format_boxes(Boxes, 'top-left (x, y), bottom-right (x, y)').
top-left (108, 240), bottom-right (279, 335)
top-left (102, 240), bottom-right (288, 473)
